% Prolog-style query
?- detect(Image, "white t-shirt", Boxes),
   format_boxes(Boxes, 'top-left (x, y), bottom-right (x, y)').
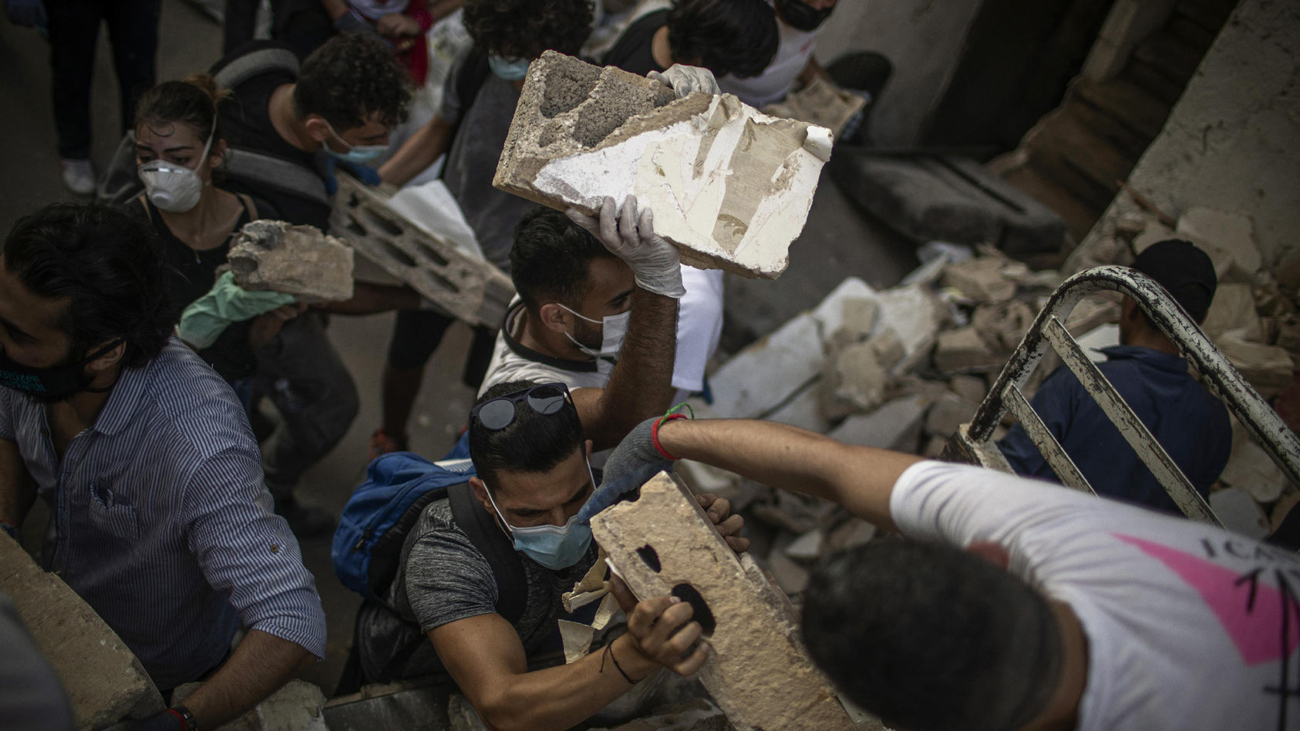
top-left (718, 17), bottom-right (821, 108)
top-left (478, 265), bottom-right (725, 398)
top-left (891, 461), bottom-right (1300, 731)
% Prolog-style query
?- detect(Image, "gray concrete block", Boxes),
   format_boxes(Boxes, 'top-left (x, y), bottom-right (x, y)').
top-left (0, 535), bottom-right (164, 730)
top-left (495, 52), bottom-right (831, 280)
top-left (707, 313), bottom-right (824, 419)
top-left (229, 221), bottom-right (355, 302)
top-left (330, 173), bottom-right (516, 328)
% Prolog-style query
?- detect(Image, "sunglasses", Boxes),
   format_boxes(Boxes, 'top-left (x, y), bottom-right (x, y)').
top-left (470, 383), bottom-right (573, 431)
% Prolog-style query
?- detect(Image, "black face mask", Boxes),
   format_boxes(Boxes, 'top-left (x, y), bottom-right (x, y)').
top-left (779, 0), bottom-right (834, 31)
top-left (0, 340), bottom-right (122, 402)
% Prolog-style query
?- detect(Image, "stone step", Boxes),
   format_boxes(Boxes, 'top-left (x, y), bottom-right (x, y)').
top-left (1129, 30), bottom-right (1206, 103)
top-left (1021, 108), bottom-right (1136, 212)
top-left (1068, 76), bottom-right (1172, 143)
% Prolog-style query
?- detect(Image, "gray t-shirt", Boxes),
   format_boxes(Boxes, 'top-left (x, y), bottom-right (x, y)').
top-left (358, 497), bottom-right (598, 683)
top-left (441, 54), bottom-right (539, 269)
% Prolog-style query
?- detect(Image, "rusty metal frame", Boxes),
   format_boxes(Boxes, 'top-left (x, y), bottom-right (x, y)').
top-left (944, 265), bottom-right (1300, 525)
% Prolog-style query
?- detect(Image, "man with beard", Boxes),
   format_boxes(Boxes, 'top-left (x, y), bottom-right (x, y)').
top-left (0, 205), bottom-right (326, 731)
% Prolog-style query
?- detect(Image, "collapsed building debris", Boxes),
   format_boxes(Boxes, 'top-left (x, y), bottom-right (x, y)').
top-left (0, 535), bottom-right (164, 730)
top-left (590, 472), bottom-right (860, 731)
top-left (494, 51), bottom-right (832, 280)
top-left (228, 221), bottom-right (355, 302)
top-left (330, 172), bottom-right (516, 328)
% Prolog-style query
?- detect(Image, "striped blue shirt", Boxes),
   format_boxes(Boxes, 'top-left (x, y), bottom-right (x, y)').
top-left (0, 337), bottom-right (326, 689)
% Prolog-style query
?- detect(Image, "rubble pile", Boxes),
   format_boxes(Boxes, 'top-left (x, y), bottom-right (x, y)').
top-left (680, 244), bottom-right (1120, 594)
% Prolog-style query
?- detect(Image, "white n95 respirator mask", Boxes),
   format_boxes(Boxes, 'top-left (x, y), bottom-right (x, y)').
top-left (138, 131), bottom-right (214, 213)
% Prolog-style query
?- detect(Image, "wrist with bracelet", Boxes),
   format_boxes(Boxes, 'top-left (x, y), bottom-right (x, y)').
top-left (170, 704), bottom-right (197, 731)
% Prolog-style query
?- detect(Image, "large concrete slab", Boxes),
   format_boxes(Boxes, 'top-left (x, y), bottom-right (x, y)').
top-left (495, 52), bottom-right (831, 280)
top-left (0, 535), bottom-right (164, 729)
top-left (591, 472), bottom-right (856, 731)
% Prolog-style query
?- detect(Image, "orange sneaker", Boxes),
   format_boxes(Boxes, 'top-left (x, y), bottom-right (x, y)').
top-left (368, 429), bottom-right (408, 461)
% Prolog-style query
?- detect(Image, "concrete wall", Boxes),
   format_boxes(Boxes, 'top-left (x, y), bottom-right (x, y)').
top-left (1079, 0), bottom-right (1300, 267)
top-left (816, 0), bottom-right (986, 146)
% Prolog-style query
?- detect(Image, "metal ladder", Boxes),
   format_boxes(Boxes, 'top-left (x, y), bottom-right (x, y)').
top-left (941, 265), bottom-right (1300, 526)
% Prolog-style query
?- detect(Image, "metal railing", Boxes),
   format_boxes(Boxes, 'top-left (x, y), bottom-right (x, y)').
top-left (942, 265), bottom-right (1300, 526)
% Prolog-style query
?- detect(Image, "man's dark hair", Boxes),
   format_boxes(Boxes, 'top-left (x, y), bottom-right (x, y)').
top-left (803, 542), bottom-right (1063, 731)
top-left (295, 34), bottom-right (411, 130)
top-left (510, 208), bottom-right (616, 315)
top-left (667, 0), bottom-right (780, 79)
top-left (469, 380), bottom-right (585, 489)
top-left (463, 0), bottom-right (593, 60)
top-left (3, 204), bottom-right (177, 369)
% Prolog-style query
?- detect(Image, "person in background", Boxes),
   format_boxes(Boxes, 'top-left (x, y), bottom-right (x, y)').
top-left (328, 0), bottom-right (464, 86)
top-left (126, 75), bottom-right (356, 537)
top-left (717, 0), bottom-right (837, 108)
top-left (601, 0), bottom-right (779, 79)
top-left (3, 0), bottom-right (160, 195)
top-left (998, 239), bottom-right (1231, 514)
top-left (0, 204), bottom-right (326, 731)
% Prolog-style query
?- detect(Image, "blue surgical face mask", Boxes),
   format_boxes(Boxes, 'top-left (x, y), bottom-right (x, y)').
top-left (489, 54), bottom-right (531, 82)
top-left (483, 464), bottom-right (595, 571)
top-left (323, 120), bottom-right (387, 164)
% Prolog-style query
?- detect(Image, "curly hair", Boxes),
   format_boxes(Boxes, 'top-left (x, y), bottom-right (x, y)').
top-left (4, 204), bottom-right (177, 369)
top-left (294, 34), bottom-right (411, 130)
top-left (668, 0), bottom-right (779, 78)
top-left (462, 0), bottom-right (593, 60)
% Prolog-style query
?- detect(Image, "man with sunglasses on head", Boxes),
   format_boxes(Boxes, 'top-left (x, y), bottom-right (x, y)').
top-left (354, 379), bottom-right (747, 730)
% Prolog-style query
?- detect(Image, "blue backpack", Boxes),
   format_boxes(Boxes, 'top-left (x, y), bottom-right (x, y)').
top-left (332, 439), bottom-right (527, 623)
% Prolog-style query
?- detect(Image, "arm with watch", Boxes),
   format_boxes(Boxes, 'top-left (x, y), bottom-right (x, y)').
top-left (565, 196), bottom-right (682, 452)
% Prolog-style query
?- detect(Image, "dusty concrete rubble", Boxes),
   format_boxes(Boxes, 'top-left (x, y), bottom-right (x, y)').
top-left (590, 472), bottom-right (858, 731)
top-left (330, 172), bottom-right (516, 328)
top-left (0, 535), bottom-right (164, 730)
top-left (494, 51), bottom-right (831, 280)
top-left (761, 77), bottom-right (866, 140)
top-left (172, 680), bottom-right (326, 731)
top-left (229, 220), bottom-right (355, 302)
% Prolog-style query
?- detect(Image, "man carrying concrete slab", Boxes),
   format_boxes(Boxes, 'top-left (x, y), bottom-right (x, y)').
top-left (612, 413), bottom-right (1295, 730)
top-left (353, 379), bottom-right (748, 730)
top-left (0, 205), bottom-right (326, 731)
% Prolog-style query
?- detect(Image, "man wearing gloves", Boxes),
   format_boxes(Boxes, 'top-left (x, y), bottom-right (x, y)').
top-left (0, 204), bottom-right (326, 731)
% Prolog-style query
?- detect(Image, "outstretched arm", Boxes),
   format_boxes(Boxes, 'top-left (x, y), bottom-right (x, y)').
top-left (379, 114), bottom-right (453, 188)
top-left (656, 418), bottom-right (922, 531)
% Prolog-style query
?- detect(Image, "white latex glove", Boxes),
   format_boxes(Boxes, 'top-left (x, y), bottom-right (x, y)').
top-left (648, 64), bottom-right (721, 99)
top-left (566, 196), bottom-right (686, 299)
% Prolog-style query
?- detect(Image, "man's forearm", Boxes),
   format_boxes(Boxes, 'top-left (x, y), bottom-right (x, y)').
top-left (656, 419), bottom-right (920, 530)
top-left (378, 116), bottom-right (453, 187)
top-left (179, 629), bottom-right (313, 729)
top-left (474, 634), bottom-right (653, 731)
top-left (588, 288), bottom-right (678, 449)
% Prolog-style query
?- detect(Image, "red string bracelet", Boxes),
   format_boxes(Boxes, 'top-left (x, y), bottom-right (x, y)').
top-left (652, 413), bottom-right (688, 460)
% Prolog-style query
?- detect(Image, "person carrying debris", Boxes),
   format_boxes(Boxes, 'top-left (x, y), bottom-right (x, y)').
top-left (349, 380), bottom-right (746, 730)
top-left (613, 413), bottom-right (1297, 731)
top-left (0, 205), bottom-right (326, 731)
top-left (998, 239), bottom-right (1231, 513)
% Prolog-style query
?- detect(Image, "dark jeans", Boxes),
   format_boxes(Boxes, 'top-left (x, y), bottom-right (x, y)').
top-left (388, 309), bottom-right (497, 390)
top-left (46, 0), bottom-right (161, 159)
top-left (222, 0), bottom-right (334, 59)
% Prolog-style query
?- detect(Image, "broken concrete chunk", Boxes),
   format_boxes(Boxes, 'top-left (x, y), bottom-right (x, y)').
top-left (495, 51), bottom-right (830, 280)
top-left (228, 221), bottom-right (354, 302)
top-left (869, 328), bottom-right (907, 371)
top-left (1220, 437), bottom-right (1287, 504)
top-left (0, 536), bottom-right (164, 730)
top-left (591, 472), bottom-right (855, 731)
top-left (707, 314), bottom-right (824, 419)
top-left (940, 257), bottom-right (1017, 304)
top-left (1210, 487), bottom-right (1270, 540)
top-left (751, 491), bottom-right (837, 535)
top-left (810, 277), bottom-right (878, 336)
top-left (784, 529), bottom-right (825, 562)
top-left (826, 297), bottom-right (880, 351)
top-left (1202, 283), bottom-right (1263, 342)
top-left (949, 374), bottom-right (988, 404)
top-left (330, 173), bottom-right (516, 328)
top-left (766, 382), bottom-right (833, 434)
top-left (934, 326), bottom-right (1005, 373)
top-left (820, 341), bottom-right (890, 420)
top-left (972, 299), bottom-right (1036, 352)
top-left (1216, 329), bottom-right (1296, 397)
top-left (1176, 207), bottom-right (1262, 283)
top-left (825, 519), bottom-right (877, 552)
top-left (874, 284), bottom-right (946, 369)
top-left (1064, 296), bottom-right (1121, 337)
top-left (761, 77), bottom-right (867, 139)
top-left (766, 551), bottom-right (811, 595)
top-left (828, 395), bottom-right (926, 453)
top-left (925, 392), bottom-right (980, 440)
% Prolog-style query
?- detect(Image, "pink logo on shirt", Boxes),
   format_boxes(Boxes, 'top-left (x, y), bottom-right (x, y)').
top-left (1114, 534), bottom-right (1300, 666)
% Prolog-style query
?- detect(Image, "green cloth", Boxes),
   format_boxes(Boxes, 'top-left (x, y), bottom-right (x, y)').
top-left (178, 271), bottom-right (296, 348)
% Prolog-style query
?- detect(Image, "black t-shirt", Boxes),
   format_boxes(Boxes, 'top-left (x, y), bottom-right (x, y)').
top-left (602, 9), bottom-right (669, 76)
top-left (213, 46), bottom-right (330, 230)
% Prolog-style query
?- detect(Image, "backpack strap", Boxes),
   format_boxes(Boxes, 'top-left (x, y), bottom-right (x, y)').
top-left (214, 47), bottom-right (300, 91)
top-left (448, 482), bottom-right (528, 625)
top-left (439, 51), bottom-right (491, 181)
top-left (235, 192), bottom-right (258, 220)
top-left (222, 147), bottom-right (330, 206)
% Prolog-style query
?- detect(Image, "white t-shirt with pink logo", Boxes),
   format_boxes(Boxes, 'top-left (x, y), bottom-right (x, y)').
top-left (892, 461), bottom-right (1300, 731)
